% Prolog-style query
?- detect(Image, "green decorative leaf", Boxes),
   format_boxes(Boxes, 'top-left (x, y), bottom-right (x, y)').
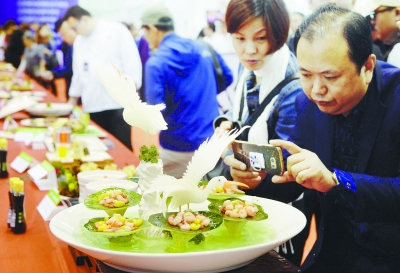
top-left (148, 211), bottom-right (223, 234)
top-left (189, 233), bottom-right (205, 245)
top-left (84, 187), bottom-right (141, 216)
top-left (197, 180), bottom-right (208, 187)
top-left (208, 198), bottom-right (268, 221)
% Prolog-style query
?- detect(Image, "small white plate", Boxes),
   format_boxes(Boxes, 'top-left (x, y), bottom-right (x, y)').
top-left (26, 103), bottom-right (74, 117)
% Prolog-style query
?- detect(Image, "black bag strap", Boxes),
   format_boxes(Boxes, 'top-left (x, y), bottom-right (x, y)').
top-left (238, 73), bottom-right (299, 140)
top-left (201, 41), bottom-right (222, 75)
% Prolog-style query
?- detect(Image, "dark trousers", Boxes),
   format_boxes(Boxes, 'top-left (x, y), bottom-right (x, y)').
top-left (90, 109), bottom-right (132, 150)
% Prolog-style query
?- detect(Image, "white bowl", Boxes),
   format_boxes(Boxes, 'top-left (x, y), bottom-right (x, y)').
top-left (85, 179), bottom-right (138, 195)
top-left (26, 102), bottom-right (74, 117)
top-left (49, 196), bottom-right (306, 273)
top-left (77, 170), bottom-right (127, 202)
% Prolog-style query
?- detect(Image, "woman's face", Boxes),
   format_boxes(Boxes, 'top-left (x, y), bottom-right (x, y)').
top-left (231, 17), bottom-right (271, 71)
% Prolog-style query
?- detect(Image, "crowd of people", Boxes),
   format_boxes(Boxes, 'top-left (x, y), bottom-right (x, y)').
top-left (1, 0), bottom-right (400, 271)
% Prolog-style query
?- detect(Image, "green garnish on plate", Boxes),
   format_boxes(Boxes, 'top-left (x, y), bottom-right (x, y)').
top-left (138, 145), bottom-right (159, 163)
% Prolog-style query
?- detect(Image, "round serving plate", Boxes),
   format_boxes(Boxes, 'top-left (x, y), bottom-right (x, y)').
top-left (49, 195), bottom-right (306, 273)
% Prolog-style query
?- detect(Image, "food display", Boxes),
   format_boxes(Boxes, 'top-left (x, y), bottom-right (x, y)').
top-left (46, 64), bottom-right (305, 273)
top-left (208, 197), bottom-right (268, 236)
top-left (86, 214), bottom-right (144, 233)
top-left (83, 213), bottom-right (149, 245)
top-left (84, 187), bottom-right (141, 216)
top-left (220, 199), bottom-right (259, 219)
top-left (209, 198), bottom-right (268, 221)
top-left (167, 211), bottom-right (211, 231)
top-left (97, 189), bottom-right (130, 208)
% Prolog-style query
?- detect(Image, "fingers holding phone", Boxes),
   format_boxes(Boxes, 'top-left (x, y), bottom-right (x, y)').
top-left (232, 140), bottom-right (285, 175)
top-left (269, 139), bottom-right (337, 192)
top-left (223, 155), bottom-right (265, 189)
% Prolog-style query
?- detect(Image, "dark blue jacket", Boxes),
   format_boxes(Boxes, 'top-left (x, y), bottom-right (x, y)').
top-left (53, 43), bottom-right (73, 92)
top-left (145, 33), bottom-right (233, 152)
top-left (250, 61), bottom-right (400, 272)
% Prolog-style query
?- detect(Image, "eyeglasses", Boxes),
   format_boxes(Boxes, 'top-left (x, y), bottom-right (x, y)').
top-left (366, 7), bottom-right (395, 22)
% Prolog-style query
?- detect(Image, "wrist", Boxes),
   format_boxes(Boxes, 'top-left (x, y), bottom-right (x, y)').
top-left (331, 169), bottom-right (357, 193)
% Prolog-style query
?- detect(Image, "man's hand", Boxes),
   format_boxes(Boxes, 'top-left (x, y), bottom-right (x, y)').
top-left (269, 139), bottom-right (337, 192)
top-left (224, 155), bottom-right (266, 189)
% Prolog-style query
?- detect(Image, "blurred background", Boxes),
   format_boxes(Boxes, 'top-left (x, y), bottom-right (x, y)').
top-left (0, 0), bottom-right (310, 39)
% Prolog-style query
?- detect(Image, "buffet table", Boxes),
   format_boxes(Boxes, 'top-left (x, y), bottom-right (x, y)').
top-left (0, 79), bottom-right (300, 273)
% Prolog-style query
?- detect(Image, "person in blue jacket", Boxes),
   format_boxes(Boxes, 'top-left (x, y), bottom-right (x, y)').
top-left (225, 5), bottom-right (400, 273)
top-left (141, 5), bottom-right (233, 178)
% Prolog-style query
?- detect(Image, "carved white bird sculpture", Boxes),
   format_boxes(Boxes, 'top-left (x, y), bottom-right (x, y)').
top-left (143, 126), bottom-right (250, 215)
top-left (94, 62), bottom-right (167, 135)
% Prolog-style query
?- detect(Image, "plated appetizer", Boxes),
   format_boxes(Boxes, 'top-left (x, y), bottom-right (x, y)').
top-left (209, 198), bottom-right (268, 221)
top-left (208, 198), bottom-right (268, 236)
top-left (148, 210), bottom-right (222, 234)
top-left (97, 189), bottom-right (130, 208)
top-left (85, 214), bottom-right (144, 233)
top-left (84, 187), bottom-right (141, 216)
top-left (167, 211), bottom-right (211, 231)
top-left (84, 213), bottom-right (149, 244)
top-left (148, 210), bottom-right (223, 252)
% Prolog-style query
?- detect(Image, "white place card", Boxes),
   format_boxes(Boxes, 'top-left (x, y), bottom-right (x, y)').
top-left (10, 151), bottom-right (34, 173)
top-left (37, 189), bottom-right (68, 221)
top-left (27, 160), bottom-right (57, 191)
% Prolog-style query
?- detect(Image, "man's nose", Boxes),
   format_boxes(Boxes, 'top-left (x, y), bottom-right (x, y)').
top-left (311, 79), bottom-right (327, 97)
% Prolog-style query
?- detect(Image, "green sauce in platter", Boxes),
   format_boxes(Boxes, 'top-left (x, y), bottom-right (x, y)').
top-left (74, 211), bottom-right (277, 253)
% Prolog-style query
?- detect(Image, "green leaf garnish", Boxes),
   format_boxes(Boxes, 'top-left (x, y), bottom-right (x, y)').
top-left (197, 180), bottom-right (209, 187)
top-left (189, 233), bottom-right (205, 245)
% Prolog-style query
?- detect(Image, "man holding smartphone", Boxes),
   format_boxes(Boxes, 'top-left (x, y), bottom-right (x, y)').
top-left (225, 5), bottom-right (400, 272)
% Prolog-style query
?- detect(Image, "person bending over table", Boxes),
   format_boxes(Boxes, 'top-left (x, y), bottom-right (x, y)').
top-left (225, 5), bottom-right (400, 273)
top-left (64, 6), bottom-right (142, 150)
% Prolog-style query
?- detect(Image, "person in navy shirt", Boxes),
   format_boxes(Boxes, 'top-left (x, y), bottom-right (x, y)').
top-left (226, 5), bottom-right (400, 272)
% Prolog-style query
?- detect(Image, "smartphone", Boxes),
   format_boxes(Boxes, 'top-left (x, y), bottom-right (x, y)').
top-left (232, 140), bottom-right (284, 175)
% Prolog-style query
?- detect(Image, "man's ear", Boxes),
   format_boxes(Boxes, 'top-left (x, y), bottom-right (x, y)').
top-left (362, 54), bottom-right (376, 85)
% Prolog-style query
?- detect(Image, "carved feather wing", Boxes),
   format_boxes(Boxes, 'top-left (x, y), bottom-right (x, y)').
top-left (182, 126), bottom-right (249, 185)
top-left (94, 61), bottom-right (167, 134)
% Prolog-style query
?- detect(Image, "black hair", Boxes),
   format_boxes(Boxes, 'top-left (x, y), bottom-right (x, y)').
top-left (55, 18), bottom-right (64, 32)
top-left (294, 4), bottom-right (373, 72)
top-left (3, 20), bottom-right (17, 30)
top-left (63, 5), bottom-right (91, 20)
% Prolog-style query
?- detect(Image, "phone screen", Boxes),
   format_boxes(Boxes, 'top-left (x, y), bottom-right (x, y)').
top-left (232, 140), bottom-right (284, 175)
